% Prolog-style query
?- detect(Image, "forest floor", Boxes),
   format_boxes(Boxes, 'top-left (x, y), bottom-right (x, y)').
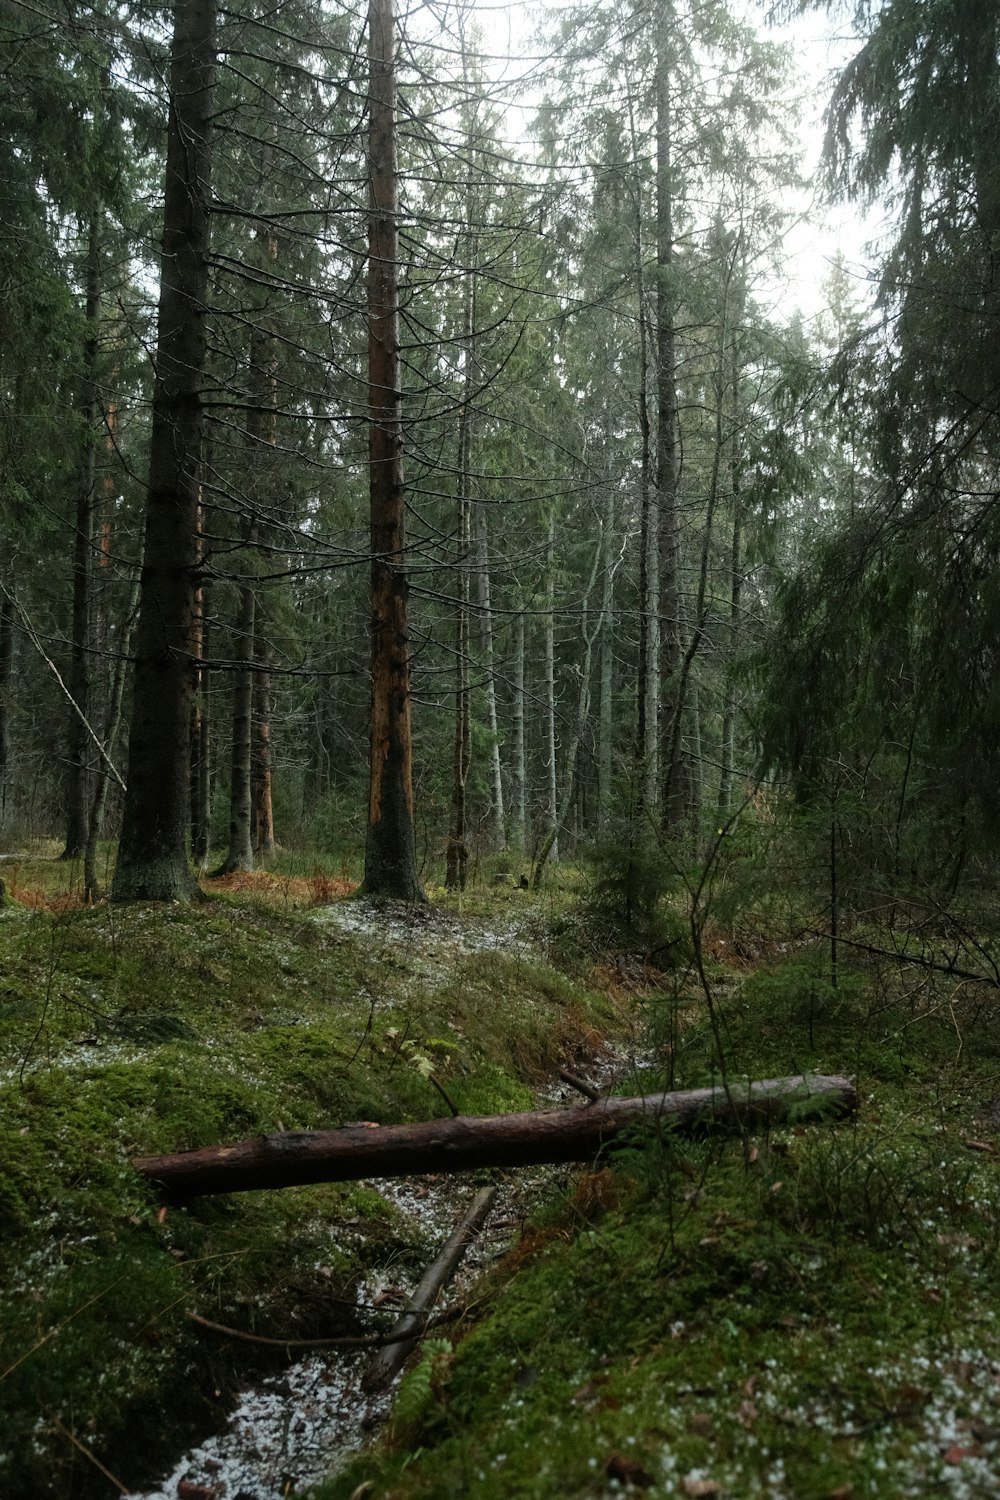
top-left (2, 846), bottom-right (1000, 1498)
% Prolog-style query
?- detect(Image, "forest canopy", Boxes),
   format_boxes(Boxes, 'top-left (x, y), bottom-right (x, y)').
top-left (0, 0), bottom-right (995, 913)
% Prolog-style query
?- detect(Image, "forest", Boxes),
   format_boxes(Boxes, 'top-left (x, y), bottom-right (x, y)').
top-left (3, 0), bottom-right (1000, 1495)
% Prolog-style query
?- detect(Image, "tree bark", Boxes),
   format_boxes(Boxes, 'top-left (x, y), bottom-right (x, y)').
top-left (542, 508), bottom-right (559, 863)
top-left (251, 636), bottom-right (275, 858)
top-left (473, 501), bottom-right (505, 849)
top-left (248, 234), bottom-right (278, 861)
top-left (533, 506), bottom-right (618, 887)
top-left (0, 573), bottom-right (14, 831)
top-left (445, 313), bottom-right (472, 891)
top-left (623, 61), bottom-right (658, 820)
top-left (511, 606), bottom-right (527, 852)
top-left (363, 0), bottom-right (424, 903)
top-left (217, 580), bottom-right (256, 874)
top-left (655, 4), bottom-right (688, 833)
top-left (597, 465), bottom-right (616, 834)
top-left (190, 571), bottom-right (211, 868)
top-left (62, 209), bottom-right (101, 861)
top-left (717, 336), bottom-right (744, 823)
top-left (133, 1074), bottom-right (858, 1198)
top-left (665, 234), bottom-right (735, 842)
top-left (111, 0), bottom-right (215, 901)
top-left (84, 582), bottom-right (139, 902)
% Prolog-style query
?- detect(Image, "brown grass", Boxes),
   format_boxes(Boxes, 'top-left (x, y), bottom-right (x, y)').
top-left (204, 868), bottom-right (357, 905)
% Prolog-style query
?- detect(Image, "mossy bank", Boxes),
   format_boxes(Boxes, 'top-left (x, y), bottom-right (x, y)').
top-left (0, 863), bottom-right (611, 1498)
top-left (319, 924), bottom-right (1000, 1500)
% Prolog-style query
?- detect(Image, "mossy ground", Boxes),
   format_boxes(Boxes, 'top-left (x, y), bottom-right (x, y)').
top-left (5, 847), bottom-right (1000, 1498)
top-left (0, 849), bottom-right (609, 1497)
top-left (318, 916), bottom-right (1000, 1500)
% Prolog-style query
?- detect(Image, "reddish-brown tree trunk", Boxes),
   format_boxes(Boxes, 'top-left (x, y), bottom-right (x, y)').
top-left (112, 0), bottom-right (215, 901)
top-left (363, 0), bottom-right (424, 902)
top-left (133, 1075), bottom-right (858, 1197)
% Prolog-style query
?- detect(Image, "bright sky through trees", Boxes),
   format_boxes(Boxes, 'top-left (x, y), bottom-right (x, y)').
top-left (432, 0), bottom-right (879, 323)
top-left (773, 4), bottom-right (884, 322)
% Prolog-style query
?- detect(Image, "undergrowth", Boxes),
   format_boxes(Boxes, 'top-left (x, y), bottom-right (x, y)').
top-left (7, 845), bottom-right (1000, 1499)
top-left (317, 885), bottom-right (1000, 1500)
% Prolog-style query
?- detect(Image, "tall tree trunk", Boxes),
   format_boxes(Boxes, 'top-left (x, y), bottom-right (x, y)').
top-left (112, 0), bottom-right (215, 902)
top-left (447, 191), bottom-right (475, 891)
top-left (251, 633), bottom-right (274, 858)
top-left (84, 583), bottom-right (140, 902)
top-left (191, 577), bottom-right (212, 867)
top-left (217, 579), bottom-right (255, 875)
top-left (688, 682), bottom-right (702, 846)
top-left (0, 578), bottom-right (14, 832)
top-left (624, 59), bottom-right (658, 820)
top-left (446, 251), bottom-right (473, 892)
top-left (363, 0), bottom-right (424, 902)
top-left (224, 255), bottom-right (277, 873)
top-left (249, 232), bottom-right (278, 862)
top-left (190, 482), bottom-right (210, 868)
top-left (664, 233), bottom-right (738, 836)
top-left (534, 509), bottom-right (621, 887)
top-left (655, 5), bottom-right (687, 833)
top-left (512, 606), bottom-right (526, 853)
top-left (97, 390), bottom-right (118, 573)
top-left (62, 209), bottom-right (101, 860)
top-left (542, 508), bottom-right (559, 865)
top-left (473, 503), bottom-right (505, 850)
top-left (717, 361), bottom-right (742, 824)
top-left (445, 434), bottom-right (471, 891)
top-left (597, 485), bottom-right (616, 835)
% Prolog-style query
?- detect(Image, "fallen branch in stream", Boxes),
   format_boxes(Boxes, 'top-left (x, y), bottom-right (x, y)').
top-left (187, 1304), bottom-right (464, 1351)
top-left (363, 1185), bottom-right (497, 1391)
top-left (558, 1067), bottom-right (602, 1102)
top-left (132, 1075), bottom-right (856, 1199)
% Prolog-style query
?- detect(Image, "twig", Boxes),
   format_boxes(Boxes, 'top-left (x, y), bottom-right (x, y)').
top-left (188, 1304), bottom-right (463, 1350)
top-left (806, 926), bottom-right (1000, 988)
top-left (558, 1068), bottom-right (601, 1103)
top-left (428, 1072), bottom-right (460, 1117)
top-left (3, 584), bottom-right (126, 793)
top-left (50, 1416), bottom-right (129, 1494)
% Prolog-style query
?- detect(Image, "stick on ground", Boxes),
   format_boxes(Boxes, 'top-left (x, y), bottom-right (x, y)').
top-left (363, 1185), bottom-right (498, 1392)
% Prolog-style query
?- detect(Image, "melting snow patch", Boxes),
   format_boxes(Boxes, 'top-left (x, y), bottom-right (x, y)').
top-left (131, 1349), bottom-right (391, 1500)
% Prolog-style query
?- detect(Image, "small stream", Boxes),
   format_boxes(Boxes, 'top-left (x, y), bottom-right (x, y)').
top-left (131, 1042), bottom-right (650, 1500)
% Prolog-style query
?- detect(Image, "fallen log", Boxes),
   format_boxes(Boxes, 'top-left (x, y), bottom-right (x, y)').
top-left (132, 1073), bottom-right (856, 1199)
top-left (362, 1185), bottom-right (497, 1391)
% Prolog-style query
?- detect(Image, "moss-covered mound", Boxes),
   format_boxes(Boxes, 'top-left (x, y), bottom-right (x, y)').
top-left (0, 867), bottom-right (610, 1498)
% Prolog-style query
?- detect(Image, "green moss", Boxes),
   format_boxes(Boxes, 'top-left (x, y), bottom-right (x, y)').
top-left (13, 861), bottom-right (1000, 1500)
top-left (0, 881), bottom-right (611, 1497)
top-left (319, 1119), bottom-right (1000, 1499)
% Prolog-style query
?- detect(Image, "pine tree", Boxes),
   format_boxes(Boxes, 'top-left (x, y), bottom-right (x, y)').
top-left (112, 0), bottom-right (217, 901)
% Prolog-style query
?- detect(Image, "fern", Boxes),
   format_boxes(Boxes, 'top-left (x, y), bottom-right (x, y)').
top-left (392, 1338), bottom-right (453, 1440)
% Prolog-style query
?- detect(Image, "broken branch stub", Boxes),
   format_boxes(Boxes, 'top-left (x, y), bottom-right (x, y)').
top-left (132, 1074), bottom-right (857, 1199)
